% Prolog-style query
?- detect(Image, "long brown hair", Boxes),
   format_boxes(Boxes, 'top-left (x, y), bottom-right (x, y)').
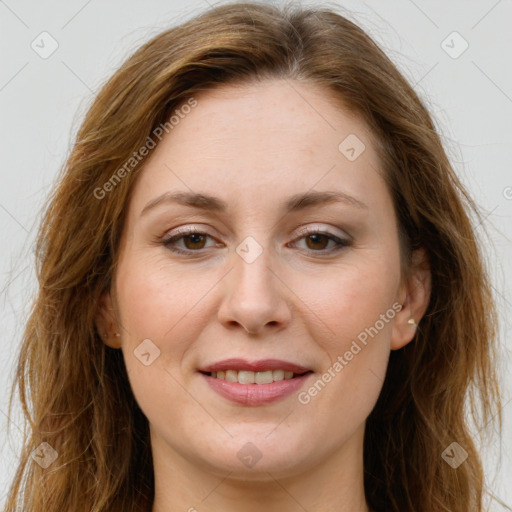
top-left (3, 2), bottom-right (504, 511)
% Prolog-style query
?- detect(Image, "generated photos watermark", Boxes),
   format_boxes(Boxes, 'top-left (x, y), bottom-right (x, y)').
top-left (93, 97), bottom-right (197, 200)
top-left (298, 302), bottom-right (403, 404)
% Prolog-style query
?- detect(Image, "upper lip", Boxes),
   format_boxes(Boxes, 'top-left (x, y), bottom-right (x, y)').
top-left (199, 358), bottom-right (312, 374)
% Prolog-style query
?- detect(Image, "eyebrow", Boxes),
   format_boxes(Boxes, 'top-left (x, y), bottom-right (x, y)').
top-left (141, 190), bottom-right (368, 216)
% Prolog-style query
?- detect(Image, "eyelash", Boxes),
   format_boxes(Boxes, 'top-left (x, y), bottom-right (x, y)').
top-left (161, 226), bottom-right (352, 256)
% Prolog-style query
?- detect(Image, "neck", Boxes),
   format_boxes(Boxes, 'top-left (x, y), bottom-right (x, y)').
top-left (151, 424), bottom-right (370, 512)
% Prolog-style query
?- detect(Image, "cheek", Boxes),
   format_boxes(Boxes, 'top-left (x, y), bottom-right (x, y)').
top-left (298, 255), bottom-right (400, 358)
top-left (116, 253), bottom-right (209, 341)
top-left (291, 252), bottom-right (399, 423)
top-left (113, 255), bottom-right (211, 420)
top-left (114, 252), bottom-right (228, 396)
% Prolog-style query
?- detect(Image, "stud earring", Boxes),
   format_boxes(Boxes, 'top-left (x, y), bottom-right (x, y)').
top-left (407, 318), bottom-right (417, 326)
top-left (100, 331), bottom-right (120, 339)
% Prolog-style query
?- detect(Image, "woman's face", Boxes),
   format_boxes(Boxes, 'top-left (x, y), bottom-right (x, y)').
top-left (101, 79), bottom-right (426, 481)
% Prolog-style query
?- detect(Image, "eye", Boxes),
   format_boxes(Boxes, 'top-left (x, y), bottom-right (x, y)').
top-left (162, 227), bottom-right (220, 254)
top-left (161, 225), bottom-right (352, 256)
top-left (289, 226), bottom-right (351, 254)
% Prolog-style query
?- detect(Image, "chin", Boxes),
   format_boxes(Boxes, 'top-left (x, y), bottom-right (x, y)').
top-left (197, 433), bottom-right (318, 480)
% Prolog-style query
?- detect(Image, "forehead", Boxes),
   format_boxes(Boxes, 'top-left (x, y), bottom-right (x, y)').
top-left (129, 79), bottom-right (389, 216)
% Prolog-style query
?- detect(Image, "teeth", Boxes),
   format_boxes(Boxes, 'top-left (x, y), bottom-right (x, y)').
top-left (225, 370), bottom-right (238, 383)
top-left (209, 369), bottom-right (299, 384)
top-left (238, 370), bottom-right (255, 384)
top-left (273, 369), bottom-right (284, 381)
top-left (255, 370), bottom-right (273, 384)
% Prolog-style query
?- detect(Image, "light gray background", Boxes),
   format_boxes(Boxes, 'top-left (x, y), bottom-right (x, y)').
top-left (1, 0), bottom-right (510, 509)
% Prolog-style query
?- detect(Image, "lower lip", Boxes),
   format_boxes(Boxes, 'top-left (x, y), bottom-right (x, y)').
top-left (201, 372), bottom-right (313, 406)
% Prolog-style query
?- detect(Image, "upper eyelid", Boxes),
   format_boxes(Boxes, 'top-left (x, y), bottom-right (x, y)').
top-left (296, 224), bottom-right (347, 237)
top-left (166, 223), bottom-right (349, 239)
top-left (162, 225), bottom-right (351, 254)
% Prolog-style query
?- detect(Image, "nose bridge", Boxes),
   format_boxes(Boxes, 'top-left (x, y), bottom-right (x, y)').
top-left (232, 235), bottom-right (278, 305)
top-left (217, 234), bottom-right (291, 333)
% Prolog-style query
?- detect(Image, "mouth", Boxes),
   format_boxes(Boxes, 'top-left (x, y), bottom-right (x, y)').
top-left (199, 369), bottom-right (312, 384)
top-left (198, 358), bottom-right (314, 406)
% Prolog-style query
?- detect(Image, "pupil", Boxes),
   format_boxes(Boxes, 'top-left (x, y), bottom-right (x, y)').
top-left (186, 234), bottom-right (205, 249)
top-left (307, 234), bottom-right (327, 250)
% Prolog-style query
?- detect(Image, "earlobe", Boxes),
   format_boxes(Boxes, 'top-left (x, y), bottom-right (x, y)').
top-left (390, 248), bottom-right (431, 351)
top-left (95, 291), bottom-right (122, 349)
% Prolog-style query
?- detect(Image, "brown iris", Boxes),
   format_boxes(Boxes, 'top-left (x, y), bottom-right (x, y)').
top-left (304, 233), bottom-right (330, 251)
top-left (182, 233), bottom-right (207, 250)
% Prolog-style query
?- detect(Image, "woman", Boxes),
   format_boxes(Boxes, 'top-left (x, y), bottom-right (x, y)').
top-left (3, 2), bottom-right (505, 511)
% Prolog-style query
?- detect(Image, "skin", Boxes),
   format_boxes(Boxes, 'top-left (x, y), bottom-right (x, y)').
top-left (97, 79), bottom-right (431, 512)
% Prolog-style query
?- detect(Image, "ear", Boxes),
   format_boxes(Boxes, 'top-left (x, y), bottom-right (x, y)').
top-left (391, 248), bottom-right (431, 350)
top-left (95, 291), bottom-right (122, 349)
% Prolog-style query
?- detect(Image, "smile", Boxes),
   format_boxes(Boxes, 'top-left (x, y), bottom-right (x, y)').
top-left (204, 369), bottom-right (307, 384)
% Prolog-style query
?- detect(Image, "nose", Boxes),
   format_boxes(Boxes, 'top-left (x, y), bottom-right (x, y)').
top-left (217, 246), bottom-right (292, 335)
